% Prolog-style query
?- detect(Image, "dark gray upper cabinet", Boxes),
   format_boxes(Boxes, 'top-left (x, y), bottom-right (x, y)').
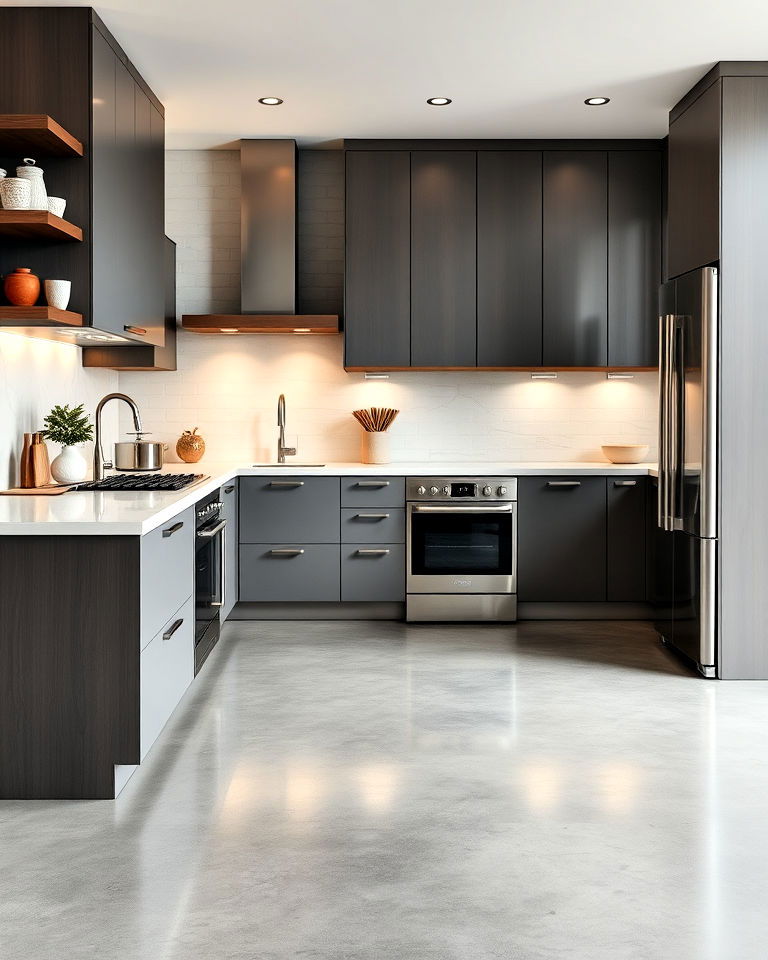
top-left (667, 82), bottom-right (721, 280)
top-left (607, 478), bottom-right (647, 601)
top-left (345, 151), bottom-right (410, 368)
top-left (517, 477), bottom-right (607, 602)
top-left (411, 151), bottom-right (477, 367)
top-left (477, 152), bottom-right (543, 366)
top-left (608, 152), bottom-right (662, 367)
top-left (543, 151), bottom-right (608, 367)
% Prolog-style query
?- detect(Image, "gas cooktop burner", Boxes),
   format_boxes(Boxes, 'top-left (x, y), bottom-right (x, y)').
top-left (73, 473), bottom-right (207, 492)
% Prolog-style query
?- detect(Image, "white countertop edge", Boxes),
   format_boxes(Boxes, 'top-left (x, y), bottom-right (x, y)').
top-left (0, 461), bottom-right (657, 535)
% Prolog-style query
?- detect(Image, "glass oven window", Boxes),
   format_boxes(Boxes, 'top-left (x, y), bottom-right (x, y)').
top-left (410, 512), bottom-right (513, 576)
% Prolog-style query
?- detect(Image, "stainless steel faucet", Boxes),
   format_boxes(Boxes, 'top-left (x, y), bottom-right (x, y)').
top-left (94, 392), bottom-right (143, 481)
top-left (277, 393), bottom-right (296, 464)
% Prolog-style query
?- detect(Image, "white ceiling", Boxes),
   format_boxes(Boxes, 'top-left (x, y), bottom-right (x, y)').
top-left (17, 0), bottom-right (768, 147)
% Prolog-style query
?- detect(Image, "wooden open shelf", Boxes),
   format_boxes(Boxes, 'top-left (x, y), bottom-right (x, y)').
top-left (182, 314), bottom-right (339, 335)
top-left (0, 115), bottom-right (84, 157)
top-left (0, 306), bottom-right (84, 327)
top-left (0, 210), bottom-right (83, 241)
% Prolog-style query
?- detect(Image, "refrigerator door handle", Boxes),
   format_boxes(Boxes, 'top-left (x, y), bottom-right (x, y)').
top-left (657, 312), bottom-right (667, 529)
top-left (670, 316), bottom-right (682, 531)
top-left (700, 267), bottom-right (718, 539)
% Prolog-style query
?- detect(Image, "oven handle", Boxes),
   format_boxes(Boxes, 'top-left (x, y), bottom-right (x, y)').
top-left (410, 504), bottom-right (515, 513)
top-left (197, 518), bottom-right (227, 539)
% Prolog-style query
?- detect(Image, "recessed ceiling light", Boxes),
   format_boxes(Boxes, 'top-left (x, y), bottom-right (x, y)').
top-left (259, 97), bottom-right (283, 106)
top-left (584, 97), bottom-right (610, 106)
top-left (427, 97), bottom-right (452, 106)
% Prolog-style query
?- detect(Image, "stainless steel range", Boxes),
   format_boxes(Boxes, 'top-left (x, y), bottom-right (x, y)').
top-left (406, 477), bottom-right (518, 622)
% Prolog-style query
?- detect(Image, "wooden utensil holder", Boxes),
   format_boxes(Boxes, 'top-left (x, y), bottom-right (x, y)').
top-left (361, 431), bottom-right (390, 464)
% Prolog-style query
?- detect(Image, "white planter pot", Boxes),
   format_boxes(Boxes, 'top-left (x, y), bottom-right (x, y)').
top-left (50, 445), bottom-right (88, 484)
top-left (361, 431), bottom-right (390, 464)
top-left (45, 279), bottom-right (71, 310)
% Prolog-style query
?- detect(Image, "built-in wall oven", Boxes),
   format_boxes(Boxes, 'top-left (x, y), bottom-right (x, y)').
top-left (406, 477), bottom-right (518, 622)
top-left (194, 491), bottom-right (227, 673)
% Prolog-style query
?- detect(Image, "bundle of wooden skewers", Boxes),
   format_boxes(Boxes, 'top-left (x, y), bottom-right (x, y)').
top-left (352, 407), bottom-right (399, 433)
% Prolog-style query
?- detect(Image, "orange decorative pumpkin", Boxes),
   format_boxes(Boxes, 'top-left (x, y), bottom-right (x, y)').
top-left (4, 267), bottom-right (40, 306)
top-left (176, 427), bottom-right (205, 463)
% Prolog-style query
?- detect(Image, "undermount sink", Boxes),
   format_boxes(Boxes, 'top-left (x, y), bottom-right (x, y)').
top-left (252, 463), bottom-right (326, 467)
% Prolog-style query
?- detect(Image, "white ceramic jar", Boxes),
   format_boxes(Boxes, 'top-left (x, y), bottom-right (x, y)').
top-left (44, 279), bottom-right (71, 310)
top-left (16, 159), bottom-right (48, 210)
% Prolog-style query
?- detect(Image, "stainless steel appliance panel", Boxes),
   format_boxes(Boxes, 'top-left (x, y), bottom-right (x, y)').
top-left (407, 593), bottom-right (518, 622)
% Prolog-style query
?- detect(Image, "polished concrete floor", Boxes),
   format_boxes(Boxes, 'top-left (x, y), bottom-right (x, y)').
top-left (2, 620), bottom-right (768, 959)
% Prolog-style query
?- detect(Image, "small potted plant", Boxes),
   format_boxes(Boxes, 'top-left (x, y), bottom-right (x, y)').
top-left (42, 403), bottom-right (94, 484)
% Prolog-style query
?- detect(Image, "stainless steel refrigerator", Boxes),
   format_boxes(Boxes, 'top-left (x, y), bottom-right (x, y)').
top-left (655, 266), bottom-right (718, 677)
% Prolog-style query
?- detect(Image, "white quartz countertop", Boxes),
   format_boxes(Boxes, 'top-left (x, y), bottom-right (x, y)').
top-left (0, 461), bottom-right (656, 535)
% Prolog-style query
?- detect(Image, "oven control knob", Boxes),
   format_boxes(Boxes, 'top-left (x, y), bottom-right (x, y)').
top-left (497, 485), bottom-right (507, 496)
top-left (430, 486), bottom-right (439, 496)
top-left (417, 485), bottom-right (426, 496)
top-left (483, 485), bottom-right (492, 496)
top-left (442, 485), bottom-right (450, 495)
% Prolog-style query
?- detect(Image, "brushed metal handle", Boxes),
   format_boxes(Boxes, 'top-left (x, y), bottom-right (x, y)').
top-left (162, 618), bottom-right (183, 641)
top-left (546, 481), bottom-right (581, 487)
top-left (355, 513), bottom-right (390, 520)
top-left (356, 548), bottom-right (390, 556)
top-left (355, 480), bottom-right (390, 487)
top-left (412, 504), bottom-right (514, 513)
top-left (224, 484), bottom-right (235, 494)
top-left (269, 548), bottom-right (305, 556)
top-left (614, 480), bottom-right (637, 487)
top-left (162, 521), bottom-right (184, 538)
top-left (124, 325), bottom-right (147, 336)
top-left (198, 519), bottom-right (227, 538)
top-left (269, 481), bottom-right (304, 488)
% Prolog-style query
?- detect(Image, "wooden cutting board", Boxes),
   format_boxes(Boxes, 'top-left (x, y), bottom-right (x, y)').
top-left (0, 484), bottom-right (74, 496)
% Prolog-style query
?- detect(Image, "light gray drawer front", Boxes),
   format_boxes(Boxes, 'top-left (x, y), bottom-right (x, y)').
top-left (240, 477), bottom-right (340, 543)
top-left (140, 596), bottom-right (194, 760)
top-left (240, 544), bottom-right (340, 602)
top-left (341, 507), bottom-right (405, 543)
top-left (341, 476), bottom-right (405, 508)
top-left (140, 505), bottom-right (195, 650)
top-left (341, 543), bottom-right (405, 602)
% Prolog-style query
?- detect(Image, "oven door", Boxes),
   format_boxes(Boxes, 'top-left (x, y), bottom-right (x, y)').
top-left (407, 503), bottom-right (517, 594)
top-left (195, 517), bottom-right (226, 642)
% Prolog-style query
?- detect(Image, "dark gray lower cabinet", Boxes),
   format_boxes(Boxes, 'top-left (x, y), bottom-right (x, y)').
top-left (341, 544), bottom-right (405, 602)
top-left (607, 478), bottom-right (647, 601)
top-left (240, 544), bottom-right (341, 602)
top-left (340, 476), bottom-right (405, 508)
top-left (341, 508), bottom-right (405, 543)
top-left (517, 477), bottom-right (607, 602)
top-left (240, 477), bottom-right (340, 543)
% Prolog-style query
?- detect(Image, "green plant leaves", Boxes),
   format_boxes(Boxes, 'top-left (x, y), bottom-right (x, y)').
top-left (42, 403), bottom-right (94, 447)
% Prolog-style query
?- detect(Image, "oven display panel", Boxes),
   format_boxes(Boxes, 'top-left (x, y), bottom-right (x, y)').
top-left (450, 482), bottom-right (477, 498)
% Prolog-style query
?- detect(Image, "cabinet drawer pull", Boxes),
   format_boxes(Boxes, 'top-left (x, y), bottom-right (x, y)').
top-left (162, 521), bottom-right (184, 538)
top-left (355, 480), bottom-right (390, 487)
top-left (162, 618), bottom-right (183, 641)
top-left (269, 548), bottom-right (305, 556)
top-left (355, 513), bottom-right (390, 520)
top-left (355, 548), bottom-right (390, 556)
top-left (124, 325), bottom-right (147, 336)
top-left (614, 480), bottom-right (638, 487)
top-left (546, 481), bottom-right (581, 487)
top-left (224, 484), bottom-right (235, 494)
top-left (269, 481), bottom-right (304, 488)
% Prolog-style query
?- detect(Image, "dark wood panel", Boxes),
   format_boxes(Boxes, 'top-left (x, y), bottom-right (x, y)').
top-left (517, 477), bottom-right (607, 602)
top-left (477, 151), bottom-right (542, 366)
top-left (667, 81), bottom-right (721, 279)
top-left (607, 478), bottom-right (647, 601)
top-left (0, 536), bottom-right (140, 799)
top-left (543, 152), bottom-right (608, 366)
top-left (608, 151), bottom-right (662, 366)
top-left (344, 151), bottom-right (410, 366)
top-left (411, 151), bottom-right (477, 366)
top-left (719, 75), bottom-right (768, 679)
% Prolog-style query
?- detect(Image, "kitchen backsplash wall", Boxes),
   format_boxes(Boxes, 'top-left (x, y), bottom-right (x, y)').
top-left (0, 333), bottom-right (118, 488)
top-left (118, 149), bottom-right (658, 464)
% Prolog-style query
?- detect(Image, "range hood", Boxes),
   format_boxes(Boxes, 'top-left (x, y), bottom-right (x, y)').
top-left (182, 140), bottom-right (339, 336)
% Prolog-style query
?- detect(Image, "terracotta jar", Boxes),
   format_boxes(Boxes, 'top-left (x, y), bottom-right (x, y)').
top-left (4, 267), bottom-right (40, 306)
top-left (176, 427), bottom-right (205, 463)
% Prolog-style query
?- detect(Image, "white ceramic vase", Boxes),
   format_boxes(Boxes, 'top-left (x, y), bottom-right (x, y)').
top-left (16, 160), bottom-right (47, 211)
top-left (45, 279), bottom-right (71, 310)
top-left (50, 445), bottom-right (87, 484)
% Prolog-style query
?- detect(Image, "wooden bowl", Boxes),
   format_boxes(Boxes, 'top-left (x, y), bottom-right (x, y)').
top-left (601, 444), bottom-right (650, 464)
